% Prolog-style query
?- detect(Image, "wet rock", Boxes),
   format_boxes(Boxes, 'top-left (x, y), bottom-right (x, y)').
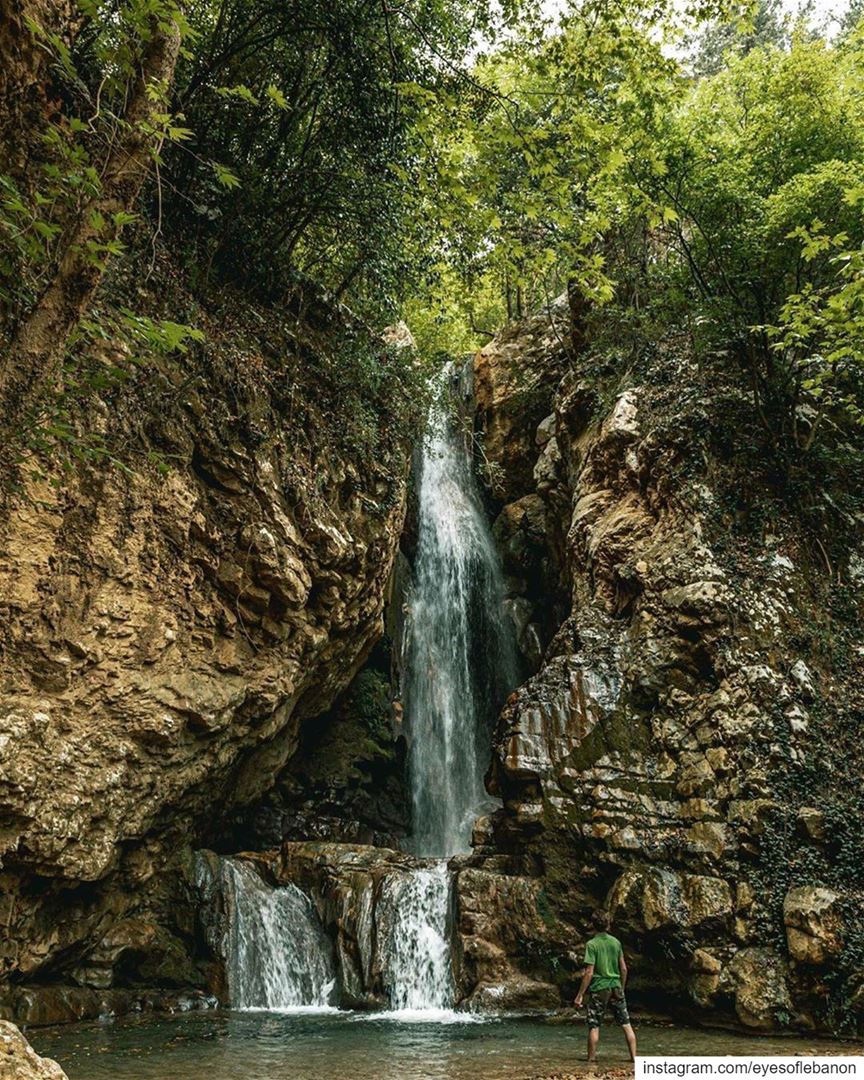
top-left (72, 918), bottom-right (200, 990)
top-left (453, 863), bottom-right (578, 1009)
top-left (255, 842), bottom-right (433, 1008)
top-left (0, 986), bottom-right (217, 1028)
top-left (467, 976), bottom-right (559, 1011)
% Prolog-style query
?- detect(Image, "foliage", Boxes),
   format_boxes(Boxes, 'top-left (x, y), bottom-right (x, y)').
top-left (398, 0), bottom-right (690, 328)
top-left (0, 0), bottom-right (202, 466)
top-left (688, 0), bottom-right (790, 77)
top-left (763, 213), bottom-right (864, 443)
top-left (641, 36), bottom-right (864, 446)
top-left (0, 0), bottom-right (191, 318)
top-left (159, 0), bottom-right (529, 322)
top-left (418, 21), bottom-right (864, 462)
top-left (4, 0), bottom-right (864, 477)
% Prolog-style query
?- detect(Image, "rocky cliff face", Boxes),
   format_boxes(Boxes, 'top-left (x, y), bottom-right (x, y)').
top-left (210, 665), bottom-right (410, 853)
top-left (2, 271), bottom-right (860, 1037)
top-left (0, 264), bottom-right (415, 1020)
top-left (470, 302), bottom-right (864, 1034)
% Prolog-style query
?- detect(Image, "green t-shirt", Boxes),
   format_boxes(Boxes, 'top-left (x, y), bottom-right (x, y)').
top-left (584, 932), bottom-right (623, 992)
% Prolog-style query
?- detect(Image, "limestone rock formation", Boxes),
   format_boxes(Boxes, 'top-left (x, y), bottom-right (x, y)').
top-left (453, 861), bottom-right (563, 1010)
top-left (197, 841), bottom-right (566, 1013)
top-left (470, 305), bottom-right (864, 1033)
top-left (212, 667), bottom-right (409, 852)
top-left (270, 841), bottom-right (418, 1008)
top-left (783, 887), bottom-right (843, 966)
top-left (0, 273), bottom-right (414, 1017)
top-left (0, 1022), bottom-right (67, 1080)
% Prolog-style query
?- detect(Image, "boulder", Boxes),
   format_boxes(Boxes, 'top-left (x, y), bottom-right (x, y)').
top-left (796, 808), bottom-right (826, 843)
top-left (466, 977), bottom-right (560, 1011)
top-left (454, 865), bottom-right (575, 1008)
top-left (783, 887), bottom-right (843, 965)
top-left (0, 1022), bottom-right (67, 1080)
top-left (728, 948), bottom-right (792, 1029)
top-left (608, 868), bottom-right (732, 932)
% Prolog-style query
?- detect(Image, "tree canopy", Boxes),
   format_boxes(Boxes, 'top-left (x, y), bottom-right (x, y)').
top-left (1, 0), bottom-right (863, 469)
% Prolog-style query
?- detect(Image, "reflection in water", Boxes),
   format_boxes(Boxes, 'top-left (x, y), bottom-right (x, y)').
top-left (33, 1012), bottom-right (857, 1080)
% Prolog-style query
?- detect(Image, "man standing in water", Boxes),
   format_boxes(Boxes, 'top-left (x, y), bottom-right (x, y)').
top-left (573, 909), bottom-right (637, 1063)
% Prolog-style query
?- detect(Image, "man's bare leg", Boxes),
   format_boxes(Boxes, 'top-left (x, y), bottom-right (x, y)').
top-left (622, 1023), bottom-right (637, 1062)
top-left (587, 1027), bottom-right (600, 1062)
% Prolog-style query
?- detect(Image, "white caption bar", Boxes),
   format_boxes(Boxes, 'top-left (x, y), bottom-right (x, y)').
top-left (637, 1058), bottom-right (863, 1079)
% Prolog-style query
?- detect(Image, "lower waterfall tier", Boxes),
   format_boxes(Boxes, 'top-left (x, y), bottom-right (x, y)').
top-left (193, 843), bottom-right (559, 1014)
top-left (214, 858), bottom-right (336, 1010)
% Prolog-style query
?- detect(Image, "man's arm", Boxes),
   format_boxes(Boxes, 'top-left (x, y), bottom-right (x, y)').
top-left (574, 964), bottom-right (594, 1008)
top-left (618, 953), bottom-right (628, 990)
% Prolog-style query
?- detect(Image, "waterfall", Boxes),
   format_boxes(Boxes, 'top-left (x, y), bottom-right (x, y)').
top-left (404, 363), bottom-right (519, 858)
top-left (379, 863), bottom-right (453, 1013)
top-left (363, 361), bottom-right (518, 1015)
top-left (199, 361), bottom-right (517, 1018)
top-left (220, 858), bottom-right (336, 1011)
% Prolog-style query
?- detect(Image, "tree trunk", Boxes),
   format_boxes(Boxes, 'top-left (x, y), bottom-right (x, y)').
top-left (567, 277), bottom-right (589, 356)
top-left (0, 0), bottom-right (81, 177)
top-left (0, 12), bottom-right (182, 472)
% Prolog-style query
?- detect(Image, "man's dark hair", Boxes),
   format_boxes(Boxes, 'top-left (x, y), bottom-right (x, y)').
top-left (591, 908), bottom-right (611, 932)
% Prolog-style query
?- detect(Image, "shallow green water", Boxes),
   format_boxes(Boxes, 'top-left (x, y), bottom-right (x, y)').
top-left (30, 1010), bottom-right (857, 1080)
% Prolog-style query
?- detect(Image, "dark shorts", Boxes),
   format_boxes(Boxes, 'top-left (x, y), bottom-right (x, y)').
top-left (586, 987), bottom-right (630, 1029)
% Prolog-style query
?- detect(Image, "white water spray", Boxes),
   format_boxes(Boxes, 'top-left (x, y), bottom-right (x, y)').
top-left (405, 364), bottom-right (519, 857)
top-left (221, 858), bottom-right (335, 1010)
top-left (374, 363), bottom-right (519, 1014)
top-left (379, 863), bottom-right (453, 1013)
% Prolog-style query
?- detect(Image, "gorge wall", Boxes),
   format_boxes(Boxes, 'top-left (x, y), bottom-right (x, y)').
top-left (463, 301), bottom-right (864, 1034)
top-left (1, 278), bottom-right (861, 1039)
top-left (0, 258), bottom-right (416, 1024)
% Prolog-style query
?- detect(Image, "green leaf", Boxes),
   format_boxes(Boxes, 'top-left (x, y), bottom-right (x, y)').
top-left (266, 84), bottom-right (289, 110)
top-left (215, 84), bottom-right (259, 106)
top-left (212, 162), bottom-right (241, 190)
top-left (33, 220), bottom-right (61, 239)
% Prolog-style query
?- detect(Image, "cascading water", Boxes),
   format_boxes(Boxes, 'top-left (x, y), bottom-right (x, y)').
top-left (379, 362), bottom-right (519, 1013)
top-left (379, 863), bottom-right (453, 1013)
top-left (404, 363), bottom-right (519, 858)
top-left (220, 858), bottom-right (336, 1011)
